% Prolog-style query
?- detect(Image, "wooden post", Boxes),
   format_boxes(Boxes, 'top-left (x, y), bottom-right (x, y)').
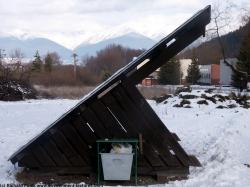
top-left (139, 134), bottom-right (143, 155)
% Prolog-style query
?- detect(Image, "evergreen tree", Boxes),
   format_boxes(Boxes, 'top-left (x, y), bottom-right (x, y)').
top-left (32, 50), bottom-right (43, 72)
top-left (44, 53), bottom-right (53, 72)
top-left (232, 27), bottom-right (250, 89)
top-left (102, 71), bottom-right (111, 81)
top-left (158, 58), bottom-right (180, 85)
top-left (186, 49), bottom-right (201, 84)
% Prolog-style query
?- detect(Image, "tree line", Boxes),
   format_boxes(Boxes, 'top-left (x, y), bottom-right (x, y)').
top-left (158, 49), bottom-right (201, 85)
top-left (0, 45), bottom-right (145, 87)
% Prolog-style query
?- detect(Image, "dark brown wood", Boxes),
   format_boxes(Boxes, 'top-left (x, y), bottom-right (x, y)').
top-left (26, 167), bottom-right (94, 176)
top-left (143, 144), bottom-right (165, 167)
top-left (139, 134), bottom-right (143, 155)
top-left (101, 93), bottom-right (138, 137)
top-left (40, 136), bottom-right (72, 167)
top-left (60, 123), bottom-right (91, 164)
top-left (18, 152), bottom-right (40, 168)
top-left (32, 145), bottom-right (56, 167)
top-left (80, 106), bottom-right (109, 138)
top-left (102, 93), bottom-right (165, 167)
top-left (112, 85), bottom-right (181, 166)
top-left (71, 115), bottom-right (97, 146)
top-left (89, 99), bottom-right (127, 138)
top-left (172, 133), bottom-right (181, 141)
top-left (123, 84), bottom-right (192, 166)
top-left (188, 155), bottom-right (201, 166)
top-left (49, 128), bottom-right (86, 166)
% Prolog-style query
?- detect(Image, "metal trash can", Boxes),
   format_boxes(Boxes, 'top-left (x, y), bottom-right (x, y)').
top-left (101, 153), bottom-right (134, 180)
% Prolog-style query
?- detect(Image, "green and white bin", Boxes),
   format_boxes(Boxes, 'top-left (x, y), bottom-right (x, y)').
top-left (101, 153), bottom-right (134, 180)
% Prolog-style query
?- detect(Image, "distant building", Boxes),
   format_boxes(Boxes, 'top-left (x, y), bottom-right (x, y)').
top-left (0, 57), bottom-right (32, 73)
top-left (179, 59), bottom-right (192, 84)
top-left (2, 57), bottom-right (31, 64)
top-left (220, 58), bottom-right (237, 86)
top-left (198, 64), bottom-right (220, 85)
top-left (141, 68), bottom-right (159, 86)
top-left (141, 59), bottom-right (195, 86)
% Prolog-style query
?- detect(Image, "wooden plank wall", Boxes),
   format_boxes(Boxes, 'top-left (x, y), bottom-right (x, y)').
top-left (17, 84), bottom-right (199, 175)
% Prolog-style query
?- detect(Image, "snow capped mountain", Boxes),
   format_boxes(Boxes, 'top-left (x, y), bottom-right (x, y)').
top-left (0, 36), bottom-right (72, 63)
top-left (0, 32), bottom-right (156, 64)
top-left (75, 32), bottom-right (156, 58)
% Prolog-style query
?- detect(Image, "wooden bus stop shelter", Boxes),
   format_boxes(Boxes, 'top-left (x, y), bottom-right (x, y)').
top-left (9, 5), bottom-right (211, 180)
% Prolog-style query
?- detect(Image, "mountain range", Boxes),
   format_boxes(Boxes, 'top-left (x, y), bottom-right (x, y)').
top-left (0, 37), bottom-right (72, 63)
top-left (0, 32), bottom-right (156, 64)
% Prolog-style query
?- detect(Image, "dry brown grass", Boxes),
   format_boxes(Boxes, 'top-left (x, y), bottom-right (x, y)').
top-left (16, 169), bottom-right (184, 185)
top-left (34, 85), bottom-right (179, 100)
top-left (138, 85), bottom-right (176, 99)
top-left (34, 85), bottom-right (95, 99)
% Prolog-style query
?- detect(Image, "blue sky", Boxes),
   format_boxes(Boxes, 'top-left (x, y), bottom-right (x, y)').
top-left (0, 0), bottom-right (249, 49)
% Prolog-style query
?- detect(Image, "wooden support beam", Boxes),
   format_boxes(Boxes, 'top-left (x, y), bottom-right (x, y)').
top-left (125, 26), bottom-right (205, 85)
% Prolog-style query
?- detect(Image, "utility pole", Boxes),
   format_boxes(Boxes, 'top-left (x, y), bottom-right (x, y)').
top-left (72, 52), bottom-right (78, 81)
top-left (0, 49), bottom-right (6, 67)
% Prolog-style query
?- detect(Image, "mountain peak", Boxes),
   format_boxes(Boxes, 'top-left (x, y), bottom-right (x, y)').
top-left (0, 32), bottom-right (156, 64)
top-left (75, 32), bottom-right (156, 57)
top-left (122, 32), bottom-right (148, 38)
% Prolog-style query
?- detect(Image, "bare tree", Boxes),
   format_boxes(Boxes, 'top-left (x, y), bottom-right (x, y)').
top-left (9, 48), bottom-right (25, 72)
top-left (49, 52), bottom-right (62, 66)
top-left (207, 1), bottom-right (249, 89)
top-left (0, 49), bottom-right (7, 80)
top-left (0, 49), bottom-right (6, 67)
top-left (72, 52), bottom-right (78, 80)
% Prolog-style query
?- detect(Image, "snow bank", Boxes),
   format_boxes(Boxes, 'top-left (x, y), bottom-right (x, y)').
top-left (149, 92), bottom-right (250, 186)
top-left (0, 90), bottom-right (249, 186)
top-left (0, 99), bottom-right (78, 183)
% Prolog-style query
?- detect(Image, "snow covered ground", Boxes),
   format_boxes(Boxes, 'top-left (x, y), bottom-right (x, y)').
top-left (0, 90), bottom-right (250, 186)
top-left (0, 99), bottom-right (79, 183)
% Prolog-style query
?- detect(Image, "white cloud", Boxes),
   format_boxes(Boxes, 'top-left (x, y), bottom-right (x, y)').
top-left (0, 0), bottom-right (248, 49)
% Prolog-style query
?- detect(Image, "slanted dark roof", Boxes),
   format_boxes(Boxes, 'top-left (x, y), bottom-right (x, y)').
top-left (9, 6), bottom-right (211, 176)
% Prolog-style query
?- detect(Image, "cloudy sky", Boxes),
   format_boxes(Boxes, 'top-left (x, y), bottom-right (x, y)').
top-left (0, 0), bottom-right (249, 49)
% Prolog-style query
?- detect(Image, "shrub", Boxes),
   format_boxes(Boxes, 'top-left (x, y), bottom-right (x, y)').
top-left (227, 104), bottom-right (237, 108)
top-left (174, 86), bottom-right (191, 95)
top-left (0, 79), bottom-right (37, 101)
top-left (212, 94), bottom-right (226, 102)
top-left (204, 88), bottom-right (215, 93)
top-left (201, 94), bottom-right (217, 104)
top-left (183, 105), bottom-right (192, 108)
top-left (173, 104), bottom-right (182, 107)
top-left (228, 92), bottom-right (237, 100)
top-left (216, 105), bottom-right (228, 109)
top-left (152, 94), bottom-right (172, 103)
top-left (179, 94), bottom-right (198, 99)
top-left (197, 100), bottom-right (209, 105)
top-left (180, 99), bottom-right (191, 105)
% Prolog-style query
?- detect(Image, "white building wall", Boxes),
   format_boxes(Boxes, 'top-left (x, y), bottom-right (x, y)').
top-left (198, 65), bottom-right (211, 84)
top-left (220, 58), bottom-right (237, 86)
top-left (179, 59), bottom-right (192, 80)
